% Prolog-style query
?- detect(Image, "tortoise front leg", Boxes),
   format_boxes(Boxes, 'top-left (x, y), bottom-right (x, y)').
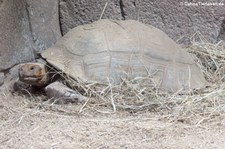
top-left (45, 81), bottom-right (86, 104)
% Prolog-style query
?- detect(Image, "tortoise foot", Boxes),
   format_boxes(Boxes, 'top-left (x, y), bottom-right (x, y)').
top-left (45, 81), bottom-right (86, 104)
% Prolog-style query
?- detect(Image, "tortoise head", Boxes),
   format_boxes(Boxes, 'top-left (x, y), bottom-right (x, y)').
top-left (19, 63), bottom-right (49, 86)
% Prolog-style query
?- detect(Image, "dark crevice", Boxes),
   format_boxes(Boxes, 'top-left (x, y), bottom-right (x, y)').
top-left (119, 0), bottom-right (126, 20)
top-left (25, 2), bottom-right (34, 42)
top-left (217, 18), bottom-right (225, 42)
top-left (25, 1), bottom-right (37, 59)
top-left (1, 63), bottom-right (19, 76)
top-left (133, 1), bottom-right (136, 7)
top-left (58, 0), bottom-right (63, 36)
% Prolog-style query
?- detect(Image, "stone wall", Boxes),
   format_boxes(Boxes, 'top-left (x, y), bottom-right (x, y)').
top-left (0, 0), bottom-right (34, 71)
top-left (59, 0), bottom-right (225, 43)
top-left (26, 0), bottom-right (61, 53)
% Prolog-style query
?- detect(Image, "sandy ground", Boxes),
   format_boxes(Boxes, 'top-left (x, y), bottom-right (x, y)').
top-left (1, 92), bottom-right (225, 149)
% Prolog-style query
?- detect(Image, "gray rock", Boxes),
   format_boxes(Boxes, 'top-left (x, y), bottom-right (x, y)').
top-left (59, 0), bottom-right (123, 34)
top-left (0, 0), bottom-right (35, 71)
top-left (0, 73), bottom-right (4, 86)
top-left (8, 64), bottom-right (20, 80)
top-left (0, 64), bottom-right (32, 93)
top-left (218, 18), bottom-right (225, 41)
top-left (59, 0), bottom-right (225, 44)
top-left (0, 64), bottom-right (20, 92)
top-left (26, 0), bottom-right (61, 53)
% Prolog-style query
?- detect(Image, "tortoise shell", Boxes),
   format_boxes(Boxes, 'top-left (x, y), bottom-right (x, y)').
top-left (41, 19), bottom-right (206, 92)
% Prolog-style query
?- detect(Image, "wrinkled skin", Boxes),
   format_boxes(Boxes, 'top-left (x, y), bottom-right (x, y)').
top-left (19, 63), bottom-right (49, 86)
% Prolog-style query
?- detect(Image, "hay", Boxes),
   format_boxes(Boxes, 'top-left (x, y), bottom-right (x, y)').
top-left (187, 40), bottom-right (225, 83)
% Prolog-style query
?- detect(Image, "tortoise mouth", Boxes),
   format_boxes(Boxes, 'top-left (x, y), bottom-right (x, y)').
top-left (19, 70), bottom-right (42, 82)
top-left (19, 67), bottom-right (47, 86)
top-left (20, 75), bottom-right (48, 86)
top-left (23, 77), bottom-right (40, 81)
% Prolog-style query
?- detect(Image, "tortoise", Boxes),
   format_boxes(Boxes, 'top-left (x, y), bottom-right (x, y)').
top-left (18, 19), bottom-right (206, 103)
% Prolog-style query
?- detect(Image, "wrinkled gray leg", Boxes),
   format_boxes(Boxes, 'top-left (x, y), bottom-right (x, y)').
top-left (45, 81), bottom-right (86, 104)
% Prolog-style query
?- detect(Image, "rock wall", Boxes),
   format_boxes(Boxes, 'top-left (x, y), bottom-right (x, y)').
top-left (26, 0), bottom-right (61, 53)
top-left (0, 0), bottom-right (61, 89)
top-left (59, 0), bottom-right (225, 43)
top-left (0, 0), bottom-right (34, 71)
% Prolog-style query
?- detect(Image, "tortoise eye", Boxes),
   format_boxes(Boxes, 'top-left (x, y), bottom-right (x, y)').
top-left (30, 66), bottom-right (35, 70)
